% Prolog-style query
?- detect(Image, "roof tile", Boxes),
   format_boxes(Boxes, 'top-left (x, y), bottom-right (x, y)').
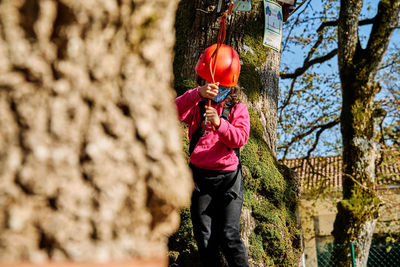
top-left (281, 155), bottom-right (400, 190)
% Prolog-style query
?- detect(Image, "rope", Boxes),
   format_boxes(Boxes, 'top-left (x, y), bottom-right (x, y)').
top-left (206, 1), bottom-right (234, 130)
top-left (209, 12), bottom-right (227, 84)
top-left (209, 1), bottom-right (234, 84)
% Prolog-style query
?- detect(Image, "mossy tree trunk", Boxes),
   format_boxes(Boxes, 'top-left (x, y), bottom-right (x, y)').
top-left (171, 0), bottom-right (302, 266)
top-left (332, 0), bottom-right (400, 266)
top-left (175, 0), bottom-right (278, 155)
top-left (0, 0), bottom-right (192, 263)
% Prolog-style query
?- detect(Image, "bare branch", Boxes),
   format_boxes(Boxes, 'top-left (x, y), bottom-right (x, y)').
top-left (282, 0), bottom-right (312, 52)
top-left (343, 173), bottom-right (376, 194)
top-left (291, 0), bottom-right (310, 16)
top-left (280, 49), bottom-right (337, 79)
top-left (279, 77), bottom-right (297, 112)
top-left (359, 18), bottom-right (377, 26)
top-left (317, 18), bottom-right (375, 32)
top-left (280, 18), bottom-right (375, 80)
top-left (361, 1), bottom-right (400, 80)
top-left (280, 118), bottom-right (340, 160)
top-left (316, 20), bottom-right (338, 32)
top-left (378, 60), bottom-right (400, 70)
top-left (306, 119), bottom-right (339, 158)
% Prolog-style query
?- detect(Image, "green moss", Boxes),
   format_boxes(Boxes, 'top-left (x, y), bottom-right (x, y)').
top-left (240, 62), bottom-right (264, 102)
top-left (243, 187), bottom-right (258, 209)
top-left (331, 187), bottom-right (381, 265)
top-left (351, 99), bottom-right (369, 131)
top-left (181, 125), bottom-right (189, 159)
top-left (241, 108), bottom-right (301, 266)
top-left (242, 109), bottom-right (287, 204)
top-left (333, 187), bottom-right (380, 243)
top-left (168, 208), bottom-right (201, 267)
top-left (250, 232), bottom-right (267, 262)
top-left (239, 0), bottom-right (270, 102)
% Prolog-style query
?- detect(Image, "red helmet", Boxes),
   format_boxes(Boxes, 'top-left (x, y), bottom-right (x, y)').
top-left (195, 44), bottom-right (240, 87)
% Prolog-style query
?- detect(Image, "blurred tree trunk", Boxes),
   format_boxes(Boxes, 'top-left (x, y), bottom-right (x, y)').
top-left (0, 0), bottom-right (192, 263)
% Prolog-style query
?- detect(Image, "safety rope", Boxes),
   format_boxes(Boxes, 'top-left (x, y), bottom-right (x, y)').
top-left (208, 1), bottom-right (234, 84)
top-left (206, 1), bottom-right (234, 131)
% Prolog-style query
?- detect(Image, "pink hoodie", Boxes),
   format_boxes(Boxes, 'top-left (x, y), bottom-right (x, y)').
top-left (175, 87), bottom-right (250, 171)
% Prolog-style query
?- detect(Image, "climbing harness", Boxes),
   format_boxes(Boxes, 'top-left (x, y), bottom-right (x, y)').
top-left (189, 100), bottom-right (239, 159)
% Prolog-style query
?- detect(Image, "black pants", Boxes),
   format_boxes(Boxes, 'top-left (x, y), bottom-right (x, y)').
top-left (190, 165), bottom-right (249, 267)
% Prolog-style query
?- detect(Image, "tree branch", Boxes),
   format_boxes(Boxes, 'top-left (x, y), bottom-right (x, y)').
top-left (280, 118), bottom-right (340, 160)
top-left (337, 0), bottom-right (364, 68)
top-left (280, 49), bottom-right (337, 79)
top-left (360, 0), bottom-right (400, 81)
top-left (290, 0), bottom-right (310, 16)
top-left (279, 77), bottom-right (297, 112)
top-left (317, 17), bottom-right (375, 32)
top-left (280, 17), bottom-right (374, 80)
top-left (282, 0), bottom-right (312, 52)
top-left (306, 119), bottom-right (338, 158)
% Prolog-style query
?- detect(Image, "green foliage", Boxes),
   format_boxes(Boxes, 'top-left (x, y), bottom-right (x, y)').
top-left (378, 48), bottom-right (400, 150)
top-left (373, 232), bottom-right (400, 245)
top-left (240, 60), bottom-right (264, 102)
top-left (181, 125), bottom-right (189, 159)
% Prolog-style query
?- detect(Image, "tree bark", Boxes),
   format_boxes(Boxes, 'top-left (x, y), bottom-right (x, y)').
top-left (171, 1), bottom-right (302, 266)
top-left (177, 0), bottom-right (278, 154)
top-left (333, 0), bottom-right (400, 266)
top-left (0, 0), bottom-right (192, 263)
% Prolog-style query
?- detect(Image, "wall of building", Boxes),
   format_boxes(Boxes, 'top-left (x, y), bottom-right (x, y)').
top-left (299, 188), bottom-right (400, 266)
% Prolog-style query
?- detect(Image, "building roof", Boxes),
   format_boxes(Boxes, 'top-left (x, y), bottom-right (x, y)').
top-left (281, 155), bottom-right (400, 191)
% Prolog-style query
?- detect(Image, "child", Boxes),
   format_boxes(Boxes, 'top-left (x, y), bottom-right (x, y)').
top-left (175, 44), bottom-right (250, 267)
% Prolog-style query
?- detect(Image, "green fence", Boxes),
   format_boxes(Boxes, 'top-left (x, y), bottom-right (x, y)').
top-left (367, 244), bottom-right (400, 267)
top-left (315, 243), bottom-right (400, 267)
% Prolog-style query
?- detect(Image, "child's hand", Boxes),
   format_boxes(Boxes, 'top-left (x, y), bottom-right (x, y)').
top-left (199, 82), bottom-right (219, 99)
top-left (205, 105), bottom-right (221, 128)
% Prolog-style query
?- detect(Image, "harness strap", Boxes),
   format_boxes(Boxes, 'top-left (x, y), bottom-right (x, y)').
top-left (189, 100), bottom-right (240, 160)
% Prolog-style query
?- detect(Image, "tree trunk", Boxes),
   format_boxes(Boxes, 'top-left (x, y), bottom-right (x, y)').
top-left (333, 81), bottom-right (383, 266)
top-left (176, 0), bottom-right (278, 154)
top-left (0, 0), bottom-right (192, 264)
top-left (333, 0), bottom-right (400, 266)
top-left (171, 1), bottom-right (302, 266)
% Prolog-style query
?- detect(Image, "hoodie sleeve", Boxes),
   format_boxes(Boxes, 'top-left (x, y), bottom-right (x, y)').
top-left (216, 103), bottom-right (250, 148)
top-left (174, 87), bottom-right (202, 125)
